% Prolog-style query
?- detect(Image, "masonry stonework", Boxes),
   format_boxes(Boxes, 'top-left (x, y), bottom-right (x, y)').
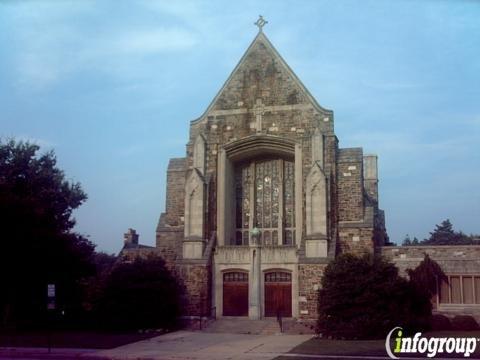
top-left (122, 28), bottom-right (390, 322)
top-left (298, 264), bottom-right (326, 319)
top-left (382, 246), bottom-right (480, 320)
top-left (119, 25), bottom-right (480, 326)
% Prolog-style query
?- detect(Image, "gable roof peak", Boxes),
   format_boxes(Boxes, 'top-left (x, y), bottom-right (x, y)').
top-left (191, 25), bottom-right (332, 124)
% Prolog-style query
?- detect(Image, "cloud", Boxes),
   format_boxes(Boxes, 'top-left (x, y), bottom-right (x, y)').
top-left (5, 2), bottom-right (199, 91)
top-left (109, 28), bottom-right (197, 55)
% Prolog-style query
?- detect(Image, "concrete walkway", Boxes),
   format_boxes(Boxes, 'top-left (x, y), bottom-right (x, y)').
top-left (96, 330), bottom-right (312, 360)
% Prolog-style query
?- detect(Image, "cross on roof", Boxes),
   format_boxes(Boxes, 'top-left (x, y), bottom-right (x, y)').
top-left (254, 15), bottom-right (268, 31)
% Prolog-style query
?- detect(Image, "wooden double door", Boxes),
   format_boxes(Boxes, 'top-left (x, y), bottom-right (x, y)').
top-left (223, 272), bottom-right (248, 316)
top-left (264, 271), bottom-right (292, 317)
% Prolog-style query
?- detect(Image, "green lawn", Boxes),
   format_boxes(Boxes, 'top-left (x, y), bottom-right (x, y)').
top-left (0, 330), bottom-right (162, 349)
top-left (277, 331), bottom-right (480, 359)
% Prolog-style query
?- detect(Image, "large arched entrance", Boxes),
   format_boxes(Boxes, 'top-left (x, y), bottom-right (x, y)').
top-left (264, 271), bottom-right (292, 317)
top-left (223, 271), bottom-right (248, 316)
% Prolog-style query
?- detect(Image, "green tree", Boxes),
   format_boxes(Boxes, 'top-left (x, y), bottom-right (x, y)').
top-left (0, 140), bottom-right (95, 329)
top-left (407, 254), bottom-right (446, 298)
top-left (95, 255), bottom-right (180, 331)
top-left (421, 219), bottom-right (473, 245)
top-left (317, 254), bottom-right (431, 339)
top-left (402, 234), bottom-right (412, 246)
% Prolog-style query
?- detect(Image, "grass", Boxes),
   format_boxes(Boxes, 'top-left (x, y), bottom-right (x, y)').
top-left (275, 331), bottom-right (480, 359)
top-left (0, 330), bottom-right (162, 349)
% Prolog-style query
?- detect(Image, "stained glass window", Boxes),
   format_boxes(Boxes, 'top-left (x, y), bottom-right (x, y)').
top-left (234, 164), bottom-right (251, 245)
top-left (224, 272), bottom-right (248, 282)
top-left (234, 158), bottom-right (295, 246)
top-left (265, 272), bottom-right (292, 282)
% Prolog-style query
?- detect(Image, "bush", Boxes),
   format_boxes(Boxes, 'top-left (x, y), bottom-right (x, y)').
top-left (317, 254), bottom-right (431, 339)
top-left (451, 315), bottom-right (479, 331)
top-left (430, 314), bottom-right (452, 331)
top-left (95, 255), bottom-right (180, 331)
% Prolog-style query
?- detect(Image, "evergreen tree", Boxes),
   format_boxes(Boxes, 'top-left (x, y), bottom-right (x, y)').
top-left (421, 219), bottom-right (473, 245)
top-left (402, 234), bottom-right (412, 246)
top-left (407, 254), bottom-right (446, 298)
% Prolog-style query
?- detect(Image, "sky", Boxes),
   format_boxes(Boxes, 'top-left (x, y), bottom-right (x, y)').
top-left (1, 0), bottom-right (479, 253)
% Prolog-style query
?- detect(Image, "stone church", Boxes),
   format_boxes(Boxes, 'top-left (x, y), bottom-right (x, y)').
top-left (125, 24), bottom-right (387, 321)
top-left (122, 22), bottom-right (480, 322)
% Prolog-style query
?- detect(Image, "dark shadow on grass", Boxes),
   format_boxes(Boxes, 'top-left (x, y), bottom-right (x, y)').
top-left (282, 331), bottom-right (480, 359)
top-left (0, 330), bottom-right (164, 349)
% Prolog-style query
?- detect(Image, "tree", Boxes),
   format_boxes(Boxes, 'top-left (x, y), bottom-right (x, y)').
top-left (95, 255), bottom-right (180, 331)
top-left (0, 140), bottom-right (95, 329)
top-left (421, 219), bottom-right (475, 245)
top-left (317, 254), bottom-right (431, 339)
top-left (402, 234), bottom-right (412, 246)
top-left (402, 235), bottom-right (420, 246)
top-left (407, 254), bottom-right (446, 299)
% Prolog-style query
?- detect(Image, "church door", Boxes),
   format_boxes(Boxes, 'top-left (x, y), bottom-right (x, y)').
top-left (223, 272), bottom-right (248, 316)
top-left (264, 271), bottom-right (292, 317)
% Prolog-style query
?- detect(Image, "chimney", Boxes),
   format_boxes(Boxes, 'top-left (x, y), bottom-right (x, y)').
top-left (124, 228), bottom-right (139, 246)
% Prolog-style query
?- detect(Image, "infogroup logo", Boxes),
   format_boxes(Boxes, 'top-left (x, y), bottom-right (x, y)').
top-left (385, 327), bottom-right (478, 358)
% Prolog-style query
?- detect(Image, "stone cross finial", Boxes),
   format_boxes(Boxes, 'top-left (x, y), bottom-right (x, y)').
top-left (254, 15), bottom-right (268, 31)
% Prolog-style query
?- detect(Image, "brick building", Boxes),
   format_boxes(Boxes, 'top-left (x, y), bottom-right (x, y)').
top-left (122, 25), bottom-right (480, 322)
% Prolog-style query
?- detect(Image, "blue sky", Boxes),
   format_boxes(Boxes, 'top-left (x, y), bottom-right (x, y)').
top-left (1, 0), bottom-right (479, 253)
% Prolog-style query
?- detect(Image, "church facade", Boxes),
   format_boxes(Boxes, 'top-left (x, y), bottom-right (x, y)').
top-left (149, 28), bottom-right (388, 321)
top-left (121, 24), bottom-right (480, 323)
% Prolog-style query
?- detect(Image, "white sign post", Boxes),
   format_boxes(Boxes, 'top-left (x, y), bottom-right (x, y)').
top-left (47, 284), bottom-right (56, 310)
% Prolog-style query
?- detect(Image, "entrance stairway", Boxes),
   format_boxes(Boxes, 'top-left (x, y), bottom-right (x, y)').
top-left (201, 318), bottom-right (282, 335)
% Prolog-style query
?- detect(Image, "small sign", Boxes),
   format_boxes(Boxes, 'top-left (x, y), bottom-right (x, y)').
top-left (47, 300), bottom-right (56, 310)
top-left (47, 284), bottom-right (55, 298)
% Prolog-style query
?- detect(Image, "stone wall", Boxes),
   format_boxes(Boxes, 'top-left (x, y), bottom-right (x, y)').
top-left (381, 245), bottom-right (480, 276)
top-left (164, 158), bottom-right (186, 226)
top-left (156, 225), bottom-right (183, 269)
top-left (298, 264), bottom-right (326, 319)
top-left (120, 247), bottom-right (158, 261)
top-left (338, 225), bottom-right (375, 255)
top-left (381, 245), bottom-right (480, 320)
top-left (176, 264), bottom-right (211, 317)
top-left (337, 148), bottom-right (364, 222)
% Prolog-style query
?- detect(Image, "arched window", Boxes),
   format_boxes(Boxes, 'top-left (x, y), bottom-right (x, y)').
top-left (234, 158), bottom-right (295, 246)
top-left (265, 271), bottom-right (292, 282)
top-left (223, 272), bottom-right (248, 282)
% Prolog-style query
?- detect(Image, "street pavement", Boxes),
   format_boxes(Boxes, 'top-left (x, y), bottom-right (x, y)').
top-left (96, 330), bottom-right (312, 359)
top-left (0, 331), bottom-right (312, 360)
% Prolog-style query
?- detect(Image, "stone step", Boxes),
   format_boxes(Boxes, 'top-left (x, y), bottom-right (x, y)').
top-left (201, 318), bottom-right (281, 335)
top-left (259, 321), bottom-right (281, 335)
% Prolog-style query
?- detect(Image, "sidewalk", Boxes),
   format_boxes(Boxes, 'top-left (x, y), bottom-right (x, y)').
top-left (96, 330), bottom-right (313, 360)
top-left (1, 331), bottom-right (313, 360)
